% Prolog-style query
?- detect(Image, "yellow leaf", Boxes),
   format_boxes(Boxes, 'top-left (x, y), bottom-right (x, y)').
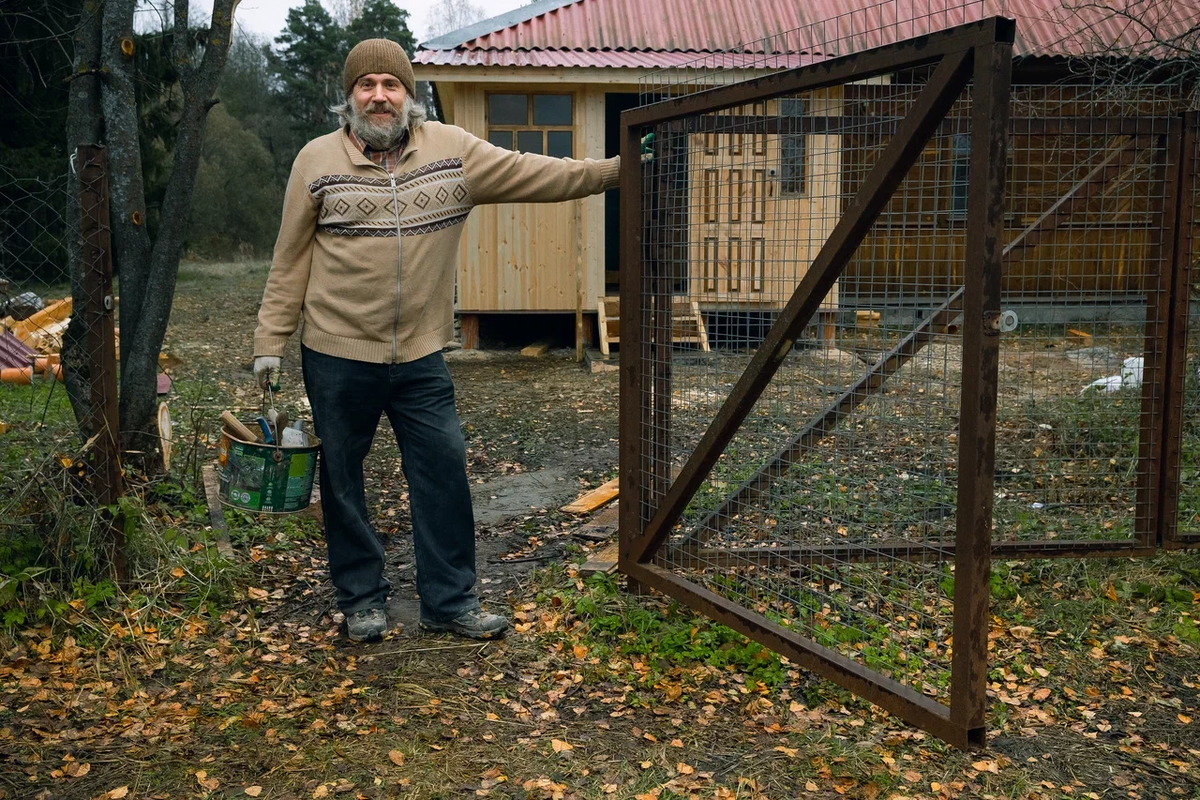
top-left (931, 782), bottom-right (942, 792)
top-left (248, 587), bottom-right (268, 601)
top-left (903, 770), bottom-right (922, 782)
top-left (972, 760), bottom-right (1000, 774)
top-left (773, 746), bottom-right (798, 758)
top-left (389, 750), bottom-right (406, 766)
top-left (643, 732), bottom-right (657, 742)
top-left (640, 760), bottom-right (652, 769)
top-left (1180, 714), bottom-right (1192, 724)
top-left (805, 782), bottom-right (818, 792)
top-left (108, 788), bottom-right (130, 799)
top-left (669, 738), bottom-right (684, 748)
top-left (65, 762), bottom-right (91, 778)
top-left (551, 739), bottom-right (573, 752)
top-left (313, 786), bottom-right (330, 799)
top-left (572, 644), bottom-right (588, 659)
top-left (677, 762), bottom-right (694, 775)
top-left (245, 787), bottom-right (263, 797)
top-left (171, 567), bottom-right (185, 578)
top-left (1105, 584), bottom-right (1119, 602)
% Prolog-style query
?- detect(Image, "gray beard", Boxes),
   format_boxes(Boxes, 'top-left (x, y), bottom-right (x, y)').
top-left (348, 97), bottom-right (412, 150)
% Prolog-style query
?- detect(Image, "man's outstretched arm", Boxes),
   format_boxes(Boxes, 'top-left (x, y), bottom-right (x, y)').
top-left (462, 133), bottom-right (619, 206)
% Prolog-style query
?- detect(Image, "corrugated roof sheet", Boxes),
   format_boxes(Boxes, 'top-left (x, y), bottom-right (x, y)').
top-left (416, 49), bottom-right (818, 69)
top-left (414, 0), bottom-right (1200, 68)
top-left (0, 331), bottom-right (35, 370)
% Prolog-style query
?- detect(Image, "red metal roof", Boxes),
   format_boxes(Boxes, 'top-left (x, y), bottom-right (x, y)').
top-left (414, 0), bottom-right (1200, 69)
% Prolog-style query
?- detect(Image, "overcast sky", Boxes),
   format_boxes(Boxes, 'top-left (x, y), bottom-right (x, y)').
top-left (230, 0), bottom-right (523, 44)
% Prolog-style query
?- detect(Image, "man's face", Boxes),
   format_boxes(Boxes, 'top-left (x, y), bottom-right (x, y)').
top-left (352, 73), bottom-right (408, 127)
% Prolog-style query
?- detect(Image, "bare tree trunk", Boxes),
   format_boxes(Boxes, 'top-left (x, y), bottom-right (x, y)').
top-left (63, 0), bottom-right (105, 437)
top-left (91, 0), bottom-right (239, 469)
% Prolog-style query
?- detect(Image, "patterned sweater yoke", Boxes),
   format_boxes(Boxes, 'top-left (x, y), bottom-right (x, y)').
top-left (253, 122), bottom-right (620, 365)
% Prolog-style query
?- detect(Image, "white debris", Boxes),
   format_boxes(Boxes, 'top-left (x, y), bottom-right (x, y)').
top-left (1081, 356), bottom-right (1144, 394)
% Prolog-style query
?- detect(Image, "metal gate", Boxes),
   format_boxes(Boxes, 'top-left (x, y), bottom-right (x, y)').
top-left (618, 17), bottom-right (1016, 750)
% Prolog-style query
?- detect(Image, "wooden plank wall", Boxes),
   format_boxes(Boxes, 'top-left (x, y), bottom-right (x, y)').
top-left (452, 83), bottom-right (628, 312)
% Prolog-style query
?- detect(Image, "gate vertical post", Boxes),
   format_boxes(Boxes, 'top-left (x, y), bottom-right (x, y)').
top-left (950, 41), bottom-right (1011, 747)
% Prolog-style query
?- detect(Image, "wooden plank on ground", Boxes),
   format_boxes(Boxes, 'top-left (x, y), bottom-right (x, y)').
top-left (578, 542), bottom-right (620, 577)
top-left (201, 465), bottom-right (235, 559)
top-left (561, 477), bottom-right (619, 513)
top-left (520, 340), bottom-right (552, 357)
top-left (571, 502), bottom-right (619, 541)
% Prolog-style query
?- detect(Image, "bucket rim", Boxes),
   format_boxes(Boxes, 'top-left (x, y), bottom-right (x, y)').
top-left (220, 424), bottom-right (321, 451)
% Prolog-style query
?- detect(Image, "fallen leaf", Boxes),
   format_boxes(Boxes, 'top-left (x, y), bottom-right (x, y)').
top-left (677, 762), bottom-right (694, 775)
top-left (1033, 688), bottom-right (1052, 701)
top-left (1180, 715), bottom-right (1192, 724)
top-left (64, 762), bottom-right (91, 778)
top-left (669, 739), bottom-right (684, 748)
top-left (108, 789), bottom-right (130, 800)
top-left (248, 587), bottom-right (268, 601)
top-left (572, 644), bottom-right (588, 659)
top-left (551, 739), bottom-right (573, 753)
top-left (171, 567), bottom-right (185, 578)
top-left (971, 760), bottom-right (1000, 774)
top-left (245, 788), bottom-right (263, 797)
top-left (195, 770), bottom-right (220, 791)
top-left (1105, 584), bottom-right (1119, 602)
top-left (312, 786), bottom-right (329, 799)
top-left (806, 782), bottom-right (819, 792)
top-left (388, 750), bottom-right (406, 766)
top-left (774, 746), bottom-right (798, 758)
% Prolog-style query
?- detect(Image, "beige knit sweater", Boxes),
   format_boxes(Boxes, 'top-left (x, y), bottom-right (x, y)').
top-left (253, 122), bottom-right (620, 363)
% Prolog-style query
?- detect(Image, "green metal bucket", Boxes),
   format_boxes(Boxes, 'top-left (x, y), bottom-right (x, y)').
top-left (216, 426), bottom-right (321, 514)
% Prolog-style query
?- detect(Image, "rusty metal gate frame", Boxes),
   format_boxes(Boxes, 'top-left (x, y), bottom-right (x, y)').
top-left (1159, 111), bottom-right (1200, 550)
top-left (618, 18), bottom-right (1016, 749)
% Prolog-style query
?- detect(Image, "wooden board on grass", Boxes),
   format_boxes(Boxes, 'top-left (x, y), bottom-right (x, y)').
top-left (201, 465), bottom-right (235, 559)
top-left (578, 542), bottom-right (620, 577)
top-left (571, 502), bottom-right (619, 541)
top-left (561, 477), bottom-right (619, 514)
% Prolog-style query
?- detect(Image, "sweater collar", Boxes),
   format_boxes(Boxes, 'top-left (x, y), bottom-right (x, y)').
top-left (339, 125), bottom-right (419, 169)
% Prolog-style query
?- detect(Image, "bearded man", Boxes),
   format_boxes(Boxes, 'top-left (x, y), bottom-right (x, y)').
top-left (252, 39), bottom-right (619, 642)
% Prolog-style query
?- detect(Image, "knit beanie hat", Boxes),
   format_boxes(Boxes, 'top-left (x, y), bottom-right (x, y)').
top-left (343, 39), bottom-right (416, 99)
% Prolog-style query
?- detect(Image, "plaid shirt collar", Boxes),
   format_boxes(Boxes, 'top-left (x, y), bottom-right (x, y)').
top-left (346, 126), bottom-right (409, 174)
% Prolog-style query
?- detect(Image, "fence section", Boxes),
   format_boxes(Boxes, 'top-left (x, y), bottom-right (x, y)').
top-left (0, 146), bottom-right (123, 570)
top-left (619, 18), bottom-right (1015, 749)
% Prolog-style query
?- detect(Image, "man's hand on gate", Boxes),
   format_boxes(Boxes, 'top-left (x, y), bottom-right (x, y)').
top-left (253, 355), bottom-right (281, 391)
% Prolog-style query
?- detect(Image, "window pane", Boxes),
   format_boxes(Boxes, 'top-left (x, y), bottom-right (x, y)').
top-left (547, 130), bottom-right (573, 158)
top-left (781, 135), bottom-right (806, 195)
top-left (488, 130), bottom-right (513, 150)
top-left (517, 131), bottom-right (543, 154)
top-left (780, 97), bottom-right (806, 116)
top-left (533, 94), bottom-right (572, 126)
top-left (488, 94), bottom-right (528, 125)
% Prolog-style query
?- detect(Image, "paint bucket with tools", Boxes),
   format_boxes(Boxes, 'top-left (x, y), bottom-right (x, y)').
top-left (216, 386), bottom-right (320, 514)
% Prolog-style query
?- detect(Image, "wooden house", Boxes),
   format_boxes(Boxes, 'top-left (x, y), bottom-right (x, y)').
top-left (414, 0), bottom-right (1198, 347)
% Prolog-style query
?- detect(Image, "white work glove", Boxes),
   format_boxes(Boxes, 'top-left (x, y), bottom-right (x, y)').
top-left (253, 355), bottom-right (281, 390)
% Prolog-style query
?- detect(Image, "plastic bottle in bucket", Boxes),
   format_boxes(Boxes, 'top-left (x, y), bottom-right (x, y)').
top-left (217, 419), bottom-right (320, 514)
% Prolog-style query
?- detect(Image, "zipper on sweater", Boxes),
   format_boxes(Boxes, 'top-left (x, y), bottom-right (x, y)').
top-left (389, 172), bottom-right (402, 363)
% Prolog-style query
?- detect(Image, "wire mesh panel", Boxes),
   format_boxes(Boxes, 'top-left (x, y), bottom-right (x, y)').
top-left (0, 148), bottom-right (123, 568)
top-left (990, 90), bottom-right (1180, 554)
top-left (619, 19), bottom-right (1014, 748)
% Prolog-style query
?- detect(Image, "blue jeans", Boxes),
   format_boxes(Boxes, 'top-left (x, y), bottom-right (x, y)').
top-left (301, 345), bottom-right (479, 620)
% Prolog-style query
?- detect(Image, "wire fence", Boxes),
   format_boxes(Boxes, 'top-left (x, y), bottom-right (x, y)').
top-left (0, 148), bottom-right (124, 574)
top-left (618, 8), bottom-right (1200, 747)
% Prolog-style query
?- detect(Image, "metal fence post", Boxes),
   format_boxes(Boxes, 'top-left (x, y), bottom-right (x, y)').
top-left (950, 40), bottom-right (1011, 748)
top-left (76, 144), bottom-right (125, 577)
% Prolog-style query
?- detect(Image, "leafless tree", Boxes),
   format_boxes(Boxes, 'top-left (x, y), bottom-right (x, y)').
top-left (424, 0), bottom-right (486, 40)
top-left (65, 0), bottom-right (239, 468)
top-left (327, 0), bottom-right (367, 27)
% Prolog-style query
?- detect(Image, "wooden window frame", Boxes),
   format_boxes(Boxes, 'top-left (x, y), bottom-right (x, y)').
top-left (486, 92), bottom-right (575, 157)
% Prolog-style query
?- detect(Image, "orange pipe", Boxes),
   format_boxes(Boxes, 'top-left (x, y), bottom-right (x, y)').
top-left (1, 367), bottom-right (33, 385)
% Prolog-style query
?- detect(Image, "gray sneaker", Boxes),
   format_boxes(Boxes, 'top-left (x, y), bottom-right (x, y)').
top-left (344, 608), bottom-right (389, 642)
top-left (420, 608), bottom-right (510, 640)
